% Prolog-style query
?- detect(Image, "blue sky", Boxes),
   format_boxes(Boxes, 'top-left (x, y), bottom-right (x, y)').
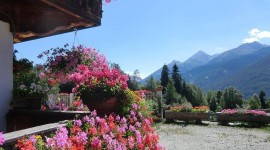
top-left (14, 0), bottom-right (270, 78)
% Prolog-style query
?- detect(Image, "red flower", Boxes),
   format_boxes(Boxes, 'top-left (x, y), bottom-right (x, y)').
top-left (88, 127), bottom-right (97, 135)
top-left (71, 126), bottom-right (81, 134)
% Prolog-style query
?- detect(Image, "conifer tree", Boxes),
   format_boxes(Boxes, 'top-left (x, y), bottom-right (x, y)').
top-left (182, 81), bottom-right (187, 98)
top-left (160, 64), bottom-right (170, 94)
top-left (171, 63), bottom-right (182, 95)
top-left (165, 78), bottom-right (179, 105)
top-left (146, 76), bottom-right (158, 92)
top-left (259, 90), bottom-right (266, 109)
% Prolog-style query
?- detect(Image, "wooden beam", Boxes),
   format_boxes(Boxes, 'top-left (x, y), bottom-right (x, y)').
top-left (41, 0), bottom-right (83, 19)
top-left (2, 121), bottom-right (67, 147)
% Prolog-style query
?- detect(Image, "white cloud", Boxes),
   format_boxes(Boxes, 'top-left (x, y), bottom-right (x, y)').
top-left (257, 31), bottom-right (270, 38)
top-left (249, 28), bottom-right (260, 36)
top-left (243, 37), bottom-right (259, 43)
top-left (243, 28), bottom-right (270, 43)
top-left (125, 71), bottom-right (147, 79)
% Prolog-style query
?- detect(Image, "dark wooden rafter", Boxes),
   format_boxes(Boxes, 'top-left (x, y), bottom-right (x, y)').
top-left (0, 0), bottom-right (102, 43)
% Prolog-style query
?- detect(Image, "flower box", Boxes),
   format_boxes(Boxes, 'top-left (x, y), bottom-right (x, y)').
top-left (165, 111), bottom-right (210, 123)
top-left (216, 113), bottom-right (270, 125)
top-left (12, 97), bottom-right (42, 110)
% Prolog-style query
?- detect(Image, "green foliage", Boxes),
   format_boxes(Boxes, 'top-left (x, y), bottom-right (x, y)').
top-left (145, 76), bottom-right (158, 92)
top-left (109, 63), bottom-right (125, 74)
top-left (221, 87), bottom-right (243, 109)
top-left (185, 84), bottom-right (204, 106)
top-left (165, 78), bottom-right (179, 105)
top-left (209, 95), bottom-right (217, 112)
top-left (180, 101), bottom-right (193, 112)
top-left (13, 49), bottom-right (33, 75)
top-left (216, 105), bottom-right (222, 112)
top-left (160, 64), bottom-right (170, 94)
top-left (247, 94), bottom-right (261, 109)
top-left (127, 69), bottom-right (141, 90)
top-left (171, 63), bottom-right (183, 95)
top-left (266, 99), bottom-right (270, 108)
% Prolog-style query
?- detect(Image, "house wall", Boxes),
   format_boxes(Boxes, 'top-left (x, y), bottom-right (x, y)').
top-left (0, 20), bottom-right (13, 132)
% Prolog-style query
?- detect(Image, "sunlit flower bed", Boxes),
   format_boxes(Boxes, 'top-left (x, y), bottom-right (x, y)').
top-left (218, 109), bottom-right (269, 125)
top-left (169, 106), bottom-right (209, 113)
top-left (166, 106), bottom-right (210, 122)
top-left (221, 109), bottom-right (267, 116)
top-left (1, 103), bottom-right (163, 150)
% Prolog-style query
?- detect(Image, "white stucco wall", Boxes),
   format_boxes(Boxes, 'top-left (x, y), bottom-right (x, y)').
top-left (0, 20), bottom-right (13, 132)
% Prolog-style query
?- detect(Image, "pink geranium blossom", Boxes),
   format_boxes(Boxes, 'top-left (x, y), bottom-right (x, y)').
top-left (15, 103), bottom-right (164, 149)
top-left (0, 131), bottom-right (5, 146)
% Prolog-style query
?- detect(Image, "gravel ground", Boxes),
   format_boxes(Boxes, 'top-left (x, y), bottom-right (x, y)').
top-left (155, 122), bottom-right (270, 150)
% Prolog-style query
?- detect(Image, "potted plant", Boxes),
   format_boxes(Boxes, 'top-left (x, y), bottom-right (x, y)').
top-left (13, 51), bottom-right (58, 110)
top-left (39, 45), bottom-right (128, 115)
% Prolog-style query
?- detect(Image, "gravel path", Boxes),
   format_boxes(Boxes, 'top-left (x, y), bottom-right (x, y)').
top-left (155, 122), bottom-right (270, 150)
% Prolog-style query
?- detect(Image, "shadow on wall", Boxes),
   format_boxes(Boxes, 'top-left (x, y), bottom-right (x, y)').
top-left (0, 20), bottom-right (13, 132)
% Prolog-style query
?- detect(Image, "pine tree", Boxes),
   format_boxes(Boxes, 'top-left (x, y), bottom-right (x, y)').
top-left (146, 76), bottom-right (158, 92)
top-left (165, 78), bottom-right (179, 105)
top-left (259, 90), bottom-right (266, 109)
top-left (171, 63), bottom-right (182, 95)
top-left (182, 81), bottom-right (187, 98)
top-left (160, 64), bottom-right (170, 94)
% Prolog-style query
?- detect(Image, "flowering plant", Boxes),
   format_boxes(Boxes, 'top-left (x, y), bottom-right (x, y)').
top-left (39, 45), bottom-right (128, 102)
top-left (13, 67), bottom-right (57, 99)
top-left (12, 103), bottom-right (163, 149)
top-left (68, 97), bottom-right (89, 111)
top-left (192, 106), bottom-right (209, 113)
top-left (0, 131), bottom-right (5, 147)
top-left (169, 105), bottom-right (209, 113)
top-left (16, 135), bottom-right (44, 150)
top-left (221, 109), bottom-right (266, 116)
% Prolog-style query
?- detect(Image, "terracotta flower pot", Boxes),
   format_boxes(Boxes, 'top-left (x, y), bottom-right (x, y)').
top-left (82, 97), bottom-right (118, 116)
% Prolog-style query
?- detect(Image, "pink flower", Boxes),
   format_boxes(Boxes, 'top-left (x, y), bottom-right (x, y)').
top-left (128, 136), bottom-right (135, 149)
top-left (77, 131), bottom-right (88, 143)
top-left (91, 137), bottom-right (102, 149)
top-left (45, 137), bottom-right (55, 148)
top-left (0, 131), bottom-right (5, 146)
top-left (39, 72), bottom-right (45, 79)
top-left (74, 119), bottom-right (82, 127)
top-left (53, 127), bottom-right (69, 148)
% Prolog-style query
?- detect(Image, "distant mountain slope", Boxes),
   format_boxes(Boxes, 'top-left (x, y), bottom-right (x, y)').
top-left (208, 47), bottom-right (270, 97)
top-left (180, 50), bottom-right (217, 73)
top-left (142, 50), bottom-right (215, 83)
top-left (183, 43), bottom-right (270, 97)
top-left (141, 60), bottom-right (181, 83)
top-left (142, 41), bottom-right (270, 97)
top-left (183, 42), bottom-right (267, 83)
top-left (208, 41), bottom-right (265, 64)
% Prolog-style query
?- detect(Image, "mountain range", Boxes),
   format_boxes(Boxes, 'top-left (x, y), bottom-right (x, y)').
top-left (142, 41), bottom-right (270, 97)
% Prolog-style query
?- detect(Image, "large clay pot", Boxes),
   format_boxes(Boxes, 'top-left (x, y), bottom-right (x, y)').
top-left (12, 97), bottom-right (42, 110)
top-left (82, 97), bottom-right (118, 116)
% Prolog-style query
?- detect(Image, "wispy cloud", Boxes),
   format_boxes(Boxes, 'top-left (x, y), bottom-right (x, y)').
top-left (243, 28), bottom-right (270, 43)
